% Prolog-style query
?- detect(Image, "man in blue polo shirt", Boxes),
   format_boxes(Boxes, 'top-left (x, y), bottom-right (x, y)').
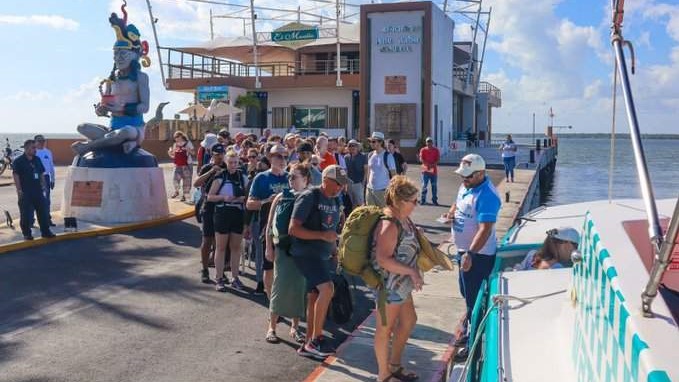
top-left (443, 153), bottom-right (501, 361)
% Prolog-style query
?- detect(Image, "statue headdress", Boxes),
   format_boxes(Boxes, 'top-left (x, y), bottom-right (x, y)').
top-left (109, 0), bottom-right (151, 67)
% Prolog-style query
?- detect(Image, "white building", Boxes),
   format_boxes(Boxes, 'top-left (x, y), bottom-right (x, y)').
top-left (161, 1), bottom-right (500, 160)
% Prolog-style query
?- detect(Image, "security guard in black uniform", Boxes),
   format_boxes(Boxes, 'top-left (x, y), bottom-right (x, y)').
top-left (12, 139), bottom-right (56, 240)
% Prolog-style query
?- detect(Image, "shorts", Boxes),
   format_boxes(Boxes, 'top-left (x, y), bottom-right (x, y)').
top-left (262, 236), bottom-right (274, 271)
top-left (214, 205), bottom-right (244, 234)
top-left (293, 254), bottom-right (332, 293)
top-left (202, 207), bottom-right (215, 237)
top-left (371, 288), bottom-right (407, 305)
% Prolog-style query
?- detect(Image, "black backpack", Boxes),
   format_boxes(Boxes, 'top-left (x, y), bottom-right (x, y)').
top-left (330, 272), bottom-right (353, 325)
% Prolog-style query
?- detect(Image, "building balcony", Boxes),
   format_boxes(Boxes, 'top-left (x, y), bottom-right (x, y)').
top-left (478, 81), bottom-right (502, 107)
top-left (160, 47), bottom-right (360, 91)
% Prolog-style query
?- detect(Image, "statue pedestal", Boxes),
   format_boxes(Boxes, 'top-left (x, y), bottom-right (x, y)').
top-left (61, 166), bottom-right (169, 224)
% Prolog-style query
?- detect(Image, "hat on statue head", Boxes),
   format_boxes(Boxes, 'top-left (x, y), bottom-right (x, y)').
top-left (109, 1), bottom-right (151, 67)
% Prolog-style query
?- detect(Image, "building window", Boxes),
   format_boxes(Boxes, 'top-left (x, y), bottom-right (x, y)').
top-left (272, 107), bottom-right (292, 128)
top-left (293, 106), bottom-right (327, 132)
top-left (327, 107), bottom-right (348, 129)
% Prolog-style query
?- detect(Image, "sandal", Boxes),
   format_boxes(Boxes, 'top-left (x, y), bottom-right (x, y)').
top-left (265, 329), bottom-right (279, 343)
top-left (389, 364), bottom-right (418, 381)
top-left (378, 373), bottom-right (403, 382)
top-left (290, 328), bottom-right (305, 344)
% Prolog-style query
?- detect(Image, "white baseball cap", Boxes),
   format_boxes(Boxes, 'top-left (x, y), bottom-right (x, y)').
top-left (547, 227), bottom-right (580, 246)
top-left (455, 154), bottom-right (486, 177)
top-left (370, 131), bottom-right (385, 141)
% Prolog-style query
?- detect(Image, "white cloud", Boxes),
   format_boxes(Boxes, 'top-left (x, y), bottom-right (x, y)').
top-left (2, 90), bottom-right (53, 101)
top-left (0, 15), bottom-right (79, 31)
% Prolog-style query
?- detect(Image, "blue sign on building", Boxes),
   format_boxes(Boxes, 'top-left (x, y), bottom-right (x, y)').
top-left (197, 85), bottom-right (228, 102)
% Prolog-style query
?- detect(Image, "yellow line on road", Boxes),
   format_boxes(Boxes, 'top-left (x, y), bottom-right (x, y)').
top-left (0, 209), bottom-right (195, 255)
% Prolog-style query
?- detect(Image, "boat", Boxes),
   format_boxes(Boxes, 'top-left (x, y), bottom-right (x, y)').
top-left (451, 1), bottom-right (679, 381)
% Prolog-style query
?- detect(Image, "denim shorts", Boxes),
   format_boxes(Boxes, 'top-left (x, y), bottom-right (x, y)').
top-left (371, 288), bottom-right (407, 305)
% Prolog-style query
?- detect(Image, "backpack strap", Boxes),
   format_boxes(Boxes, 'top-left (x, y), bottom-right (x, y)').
top-left (383, 151), bottom-right (393, 179)
top-left (372, 215), bottom-right (403, 326)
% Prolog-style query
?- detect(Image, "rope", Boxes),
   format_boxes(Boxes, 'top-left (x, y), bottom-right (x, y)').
top-left (608, 58), bottom-right (618, 203)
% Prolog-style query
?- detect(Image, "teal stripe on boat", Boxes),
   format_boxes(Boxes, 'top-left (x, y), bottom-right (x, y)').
top-left (631, 334), bottom-right (649, 380)
top-left (480, 274), bottom-right (500, 382)
top-left (606, 266), bottom-right (618, 279)
top-left (648, 370), bottom-right (672, 382)
top-left (618, 304), bottom-right (630, 352)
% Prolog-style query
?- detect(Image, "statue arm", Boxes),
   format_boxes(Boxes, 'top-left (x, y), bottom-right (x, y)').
top-left (132, 72), bottom-right (150, 115)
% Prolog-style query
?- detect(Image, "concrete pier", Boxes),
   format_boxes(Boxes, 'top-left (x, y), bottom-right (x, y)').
top-left (309, 148), bottom-right (557, 382)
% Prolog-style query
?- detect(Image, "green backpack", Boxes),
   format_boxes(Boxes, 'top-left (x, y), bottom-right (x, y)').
top-left (271, 189), bottom-right (297, 252)
top-left (338, 205), bottom-right (402, 325)
top-left (338, 205), bottom-right (404, 287)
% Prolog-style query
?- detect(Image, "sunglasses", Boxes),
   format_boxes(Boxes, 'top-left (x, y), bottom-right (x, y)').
top-left (463, 171), bottom-right (477, 180)
top-left (248, 155), bottom-right (258, 159)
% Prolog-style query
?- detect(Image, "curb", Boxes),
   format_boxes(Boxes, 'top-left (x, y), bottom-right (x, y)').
top-left (0, 209), bottom-right (195, 255)
top-left (302, 310), bottom-right (377, 382)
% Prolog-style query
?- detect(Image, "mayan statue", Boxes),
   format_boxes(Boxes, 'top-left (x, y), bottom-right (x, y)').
top-left (72, 0), bottom-right (166, 158)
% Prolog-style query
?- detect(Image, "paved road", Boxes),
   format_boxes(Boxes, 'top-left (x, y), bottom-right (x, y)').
top-left (0, 218), bottom-right (374, 382)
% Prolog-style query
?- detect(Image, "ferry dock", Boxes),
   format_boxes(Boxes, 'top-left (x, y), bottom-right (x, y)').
top-left (0, 145), bottom-right (557, 382)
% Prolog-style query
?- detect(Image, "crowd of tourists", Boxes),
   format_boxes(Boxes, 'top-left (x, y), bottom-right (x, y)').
top-left (183, 127), bottom-right (444, 366)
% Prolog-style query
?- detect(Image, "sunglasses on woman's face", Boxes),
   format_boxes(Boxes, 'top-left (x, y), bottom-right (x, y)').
top-left (248, 155), bottom-right (257, 159)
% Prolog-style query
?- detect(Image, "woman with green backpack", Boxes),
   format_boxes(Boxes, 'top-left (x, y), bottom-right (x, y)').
top-left (370, 175), bottom-right (424, 382)
top-left (263, 162), bottom-right (310, 344)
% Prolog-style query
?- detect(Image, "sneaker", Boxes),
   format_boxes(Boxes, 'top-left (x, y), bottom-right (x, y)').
top-left (253, 281), bottom-right (265, 295)
top-left (222, 274), bottom-right (231, 285)
top-left (200, 269), bottom-right (210, 284)
top-left (297, 345), bottom-right (314, 358)
top-left (180, 195), bottom-right (186, 202)
top-left (303, 338), bottom-right (334, 359)
top-left (23, 235), bottom-right (34, 241)
top-left (42, 232), bottom-right (57, 239)
top-left (215, 277), bottom-right (227, 292)
top-left (432, 201), bottom-right (439, 206)
top-left (231, 278), bottom-right (245, 291)
top-left (170, 191), bottom-right (179, 198)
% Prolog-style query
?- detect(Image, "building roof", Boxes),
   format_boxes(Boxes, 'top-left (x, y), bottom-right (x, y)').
top-left (171, 23), bottom-right (360, 64)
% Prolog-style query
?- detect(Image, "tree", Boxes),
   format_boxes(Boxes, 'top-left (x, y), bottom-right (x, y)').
top-left (234, 93), bottom-right (261, 110)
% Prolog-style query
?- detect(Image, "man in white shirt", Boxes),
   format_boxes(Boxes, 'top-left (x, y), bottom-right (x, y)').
top-left (365, 131), bottom-right (396, 207)
top-left (442, 153), bottom-right (501, 360)
top-left (34, 135), bottom-right (56, 226)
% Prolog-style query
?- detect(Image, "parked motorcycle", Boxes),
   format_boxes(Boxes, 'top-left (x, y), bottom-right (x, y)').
top-left (0, 138), bottom-right (23, 177)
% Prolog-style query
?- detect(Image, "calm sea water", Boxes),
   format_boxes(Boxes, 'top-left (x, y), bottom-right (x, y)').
top-left (2, 133), bottom-right (677, 206)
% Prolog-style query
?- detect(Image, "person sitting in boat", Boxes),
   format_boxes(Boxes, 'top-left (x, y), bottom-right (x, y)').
top-left (514, 227), bottom-right (580, 271)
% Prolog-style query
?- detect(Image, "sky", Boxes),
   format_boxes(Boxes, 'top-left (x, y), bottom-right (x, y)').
top-left (1, 0), bottom-right (678, 135)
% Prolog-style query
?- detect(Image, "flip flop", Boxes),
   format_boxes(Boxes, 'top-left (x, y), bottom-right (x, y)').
top-left (389, 365), bottom-right (418, 381)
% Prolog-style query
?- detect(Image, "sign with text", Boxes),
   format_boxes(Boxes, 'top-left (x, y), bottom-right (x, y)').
top-left (271, 28), bottom-right (319, 43)
top-left (71, 181), bottom-right (104, 207)
top-left (385, 76), bottom-right (407, 95)
top-left (197, 85), bottom-right (228, 102)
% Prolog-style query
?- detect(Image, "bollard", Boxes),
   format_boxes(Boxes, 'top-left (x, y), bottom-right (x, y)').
top-left (529, 149), bottom-right (535, 163)
top-left (536, 139), bottom-right (541, 151)
top-left (505, 191), bottom-right (510, 203)
top-left (543, 138), bottom-right (548, 148)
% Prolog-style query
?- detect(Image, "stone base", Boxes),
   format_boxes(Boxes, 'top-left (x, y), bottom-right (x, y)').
top-left (61, 166), bottom-right (169, 224)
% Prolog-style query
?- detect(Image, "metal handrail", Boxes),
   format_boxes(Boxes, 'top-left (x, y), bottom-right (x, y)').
top-left (609, 0), bottom-right (668, 316)
top-left (161, 47), bottom-right (360, 80)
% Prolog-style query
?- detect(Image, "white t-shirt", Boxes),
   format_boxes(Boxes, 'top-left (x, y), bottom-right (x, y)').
top-left (367, 150), bottom-right (396, 191)
top-left (501, 141), bottom-right (517, 158)
top-left (452, 177), bottom-right (502, 255)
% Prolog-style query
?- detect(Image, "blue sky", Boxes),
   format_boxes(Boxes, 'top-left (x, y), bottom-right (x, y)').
top-left (1, 0), bottom-right (678, 135)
